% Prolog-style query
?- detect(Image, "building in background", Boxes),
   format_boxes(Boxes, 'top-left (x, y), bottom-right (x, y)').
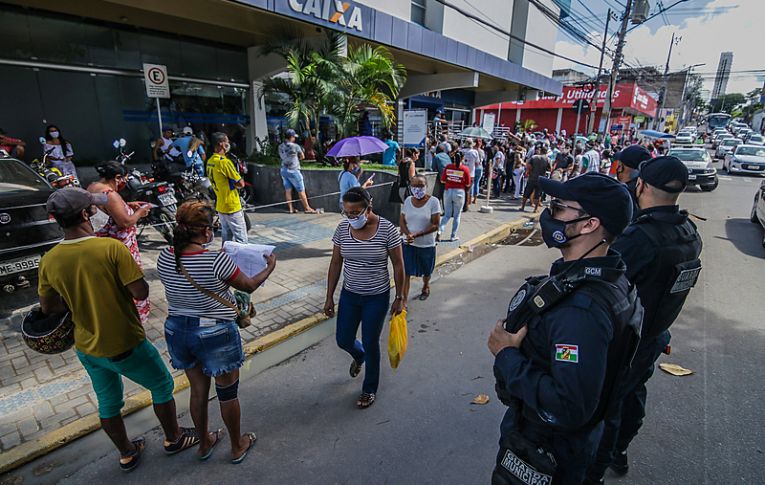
top-left (552, 69), bottom-right (590, 85)
top-left (0, 0), bottom-right (563, 162)
top-left (711, 51), bottom-right (733, 102)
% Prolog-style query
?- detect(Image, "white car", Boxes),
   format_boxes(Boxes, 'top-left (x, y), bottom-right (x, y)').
top-left (723, 145), bottom-right (765, 175)
top-left (750, 179), bottom-right (765, 248)
top-left (713, 133), bottom-right (733, 148)
top-left (744, 134), bottom-right (764, 146)
top-left (715, 138), bottom-right (743, 159)
top-left (676, 132), bottom-right (695, 145)
top-left (668, 147), bottom-right (718, 191)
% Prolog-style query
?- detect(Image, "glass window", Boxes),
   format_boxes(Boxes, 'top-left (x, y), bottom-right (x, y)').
top-left (411, 0), bottom-right (426, 26)
top-left (0, 159), bottom-right (48, 193)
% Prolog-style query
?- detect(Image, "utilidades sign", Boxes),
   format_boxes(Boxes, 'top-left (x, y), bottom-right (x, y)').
top-left (287, 0), bottom-right (364, 32)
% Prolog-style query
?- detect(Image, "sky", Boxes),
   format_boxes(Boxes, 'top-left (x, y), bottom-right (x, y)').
top-left (551, 0), bottom-right (764, 100)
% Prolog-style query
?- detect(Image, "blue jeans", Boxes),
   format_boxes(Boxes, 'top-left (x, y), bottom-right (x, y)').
top-left (587, 330), bottom-right (671, 480)
top-left (472, 168), bottom-right (483, 196)
top-left (219, 210), bottom-right (248, 243)
top-left (439, 188), bottom-right (465, 239)
top-left (335, 288), bottom-right (390, 394)
top-left (164, 316), bottom-right (245, 377)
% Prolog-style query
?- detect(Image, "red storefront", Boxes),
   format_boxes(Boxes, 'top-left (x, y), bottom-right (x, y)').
top-left (477, 82), bottom-right (657, 134)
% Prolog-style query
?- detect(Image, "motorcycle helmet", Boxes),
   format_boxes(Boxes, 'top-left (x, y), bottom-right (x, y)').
top-left (21, 306), bottom-right (75, 355)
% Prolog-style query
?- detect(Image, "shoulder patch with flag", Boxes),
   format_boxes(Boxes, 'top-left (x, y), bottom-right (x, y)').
top-left (555, 344), bottom-right (579, 363)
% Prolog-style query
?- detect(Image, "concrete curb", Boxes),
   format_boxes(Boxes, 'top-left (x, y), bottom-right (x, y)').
top-left (0, 211), bottom-right (538, 474)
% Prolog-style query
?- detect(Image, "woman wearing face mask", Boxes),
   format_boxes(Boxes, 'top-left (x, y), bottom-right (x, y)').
top-left (338, 157), bottom-right (374, 209)
top-left (157, 200), bottom-right (276, 463)
top-left (438, 151), bottom-right (471, 242)
top-left (44, 124), bottom-right (77, 179)
top-left (88, 160), bottom-right (153, 323)
top-left (324, 187), bottom-right (405, 409)
top-left (400, 175), bottom-right (441, 301)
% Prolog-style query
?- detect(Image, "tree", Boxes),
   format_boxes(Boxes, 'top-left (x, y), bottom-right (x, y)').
top-left (709, 93), bottom-right (746, 113)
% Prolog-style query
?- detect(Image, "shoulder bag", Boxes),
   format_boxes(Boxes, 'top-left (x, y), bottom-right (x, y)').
top-left (177, 263), bottom-right (255, 329)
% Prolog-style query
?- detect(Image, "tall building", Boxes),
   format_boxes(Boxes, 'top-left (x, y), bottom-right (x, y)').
top-left (711, 52), bottom-right (733, 101)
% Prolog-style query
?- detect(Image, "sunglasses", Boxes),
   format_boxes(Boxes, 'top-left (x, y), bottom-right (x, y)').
top-left (550, 199), bottom-right (588, 218)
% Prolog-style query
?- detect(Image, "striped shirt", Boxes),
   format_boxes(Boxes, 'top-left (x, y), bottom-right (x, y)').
top-left (332, 217), bottom-right (401, 295)
top-left (157, 249), bottom-right (240, 320)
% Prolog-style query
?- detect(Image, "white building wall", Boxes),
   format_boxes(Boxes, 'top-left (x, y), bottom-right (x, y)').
top-left (440, 0), bottom-right (514, 59)
top-left (356, 0), bottom-right (411, 21)
top-left (521, 0), bottom-right (557, 76)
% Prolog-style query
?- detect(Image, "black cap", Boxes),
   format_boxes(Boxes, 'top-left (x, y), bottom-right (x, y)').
top-left (639, 156), bottom-right (688, 193)
top-left (614, 145), bottom-right (652, 169)
top-left (539, 173), bottom-right (634, 237)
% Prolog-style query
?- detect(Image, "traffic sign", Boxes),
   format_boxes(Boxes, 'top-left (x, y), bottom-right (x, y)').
top-left (572, 99), bottom-right (590, 112)
top-left (143, 63), bottom-right (170, 99)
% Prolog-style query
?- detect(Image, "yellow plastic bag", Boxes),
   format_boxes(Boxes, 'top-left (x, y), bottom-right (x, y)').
top-left (388, 310), bottom-right (408, 369)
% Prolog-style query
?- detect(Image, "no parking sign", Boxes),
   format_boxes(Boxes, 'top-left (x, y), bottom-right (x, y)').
top-left (143, 63), bottom-right (170, 99)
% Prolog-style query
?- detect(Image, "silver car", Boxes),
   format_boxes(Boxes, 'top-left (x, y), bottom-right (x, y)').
top-left (724, 145), bottom-right (765, 175)
top-left (715, 137), bottom-right (743, 159)
top-left (750, 179), bottom-right (765, 248)
top-left (668, 148), bottom-right (718, 191)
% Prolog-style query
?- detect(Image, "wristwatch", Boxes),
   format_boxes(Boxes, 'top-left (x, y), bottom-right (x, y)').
top-left (394, 295), bottom-right (404, 300)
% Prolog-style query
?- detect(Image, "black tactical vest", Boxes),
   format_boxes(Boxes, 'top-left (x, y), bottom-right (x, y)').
top-left (630, 210), bottom-right (702, 340)
top-left (499, 264), bottom-right (643, 430)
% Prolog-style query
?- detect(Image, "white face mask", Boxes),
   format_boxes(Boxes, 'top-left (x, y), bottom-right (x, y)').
top-left (411, 186), bottom-right (427, 199)
top-left (50, 131), bottom-right (60, 139)
top-left (223, 142), bottom-right (231, 153)
top-left (347, 212), bottom-right (368, 230)
top-left (202, 228), bottom-right (215, 248)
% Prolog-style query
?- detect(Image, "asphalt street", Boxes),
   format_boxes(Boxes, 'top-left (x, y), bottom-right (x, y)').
top-left (6, 154), bottom-right (765, 484)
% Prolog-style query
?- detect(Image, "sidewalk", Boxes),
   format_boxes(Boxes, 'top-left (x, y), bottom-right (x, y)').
top-left (0, 193), bottom-right (533, 463)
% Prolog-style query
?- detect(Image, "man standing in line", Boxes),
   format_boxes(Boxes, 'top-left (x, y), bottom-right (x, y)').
top-left (614, 144), bottom-right (652, 216)
top-left (432, 144), bottom-right (452, 205)
top-left (583, 141), bottom-right (602, 174)
top-left (585, 157), bottom-right (702, 484)
top-left (520, 144), bottom-right (551, 212)
top-left (381, 130), bottom-right (401, 167)
top-left (38, 188), bottom-right (198, 472)
top-left (207, 132), bottom-right (249, 243)
top-left (278, 129), bottom-right (317, 214)
top-left (552, 143), bottom-right (575, 181)
top-left (489, 173), bottom-right (642, 485)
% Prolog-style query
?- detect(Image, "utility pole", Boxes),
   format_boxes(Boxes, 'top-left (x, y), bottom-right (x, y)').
top-left (602, 0), bottom-right (633, 134)
top-left (656, 32), bottom-right (681, 130)
top-left (587, 8), bottom-right (612, 134)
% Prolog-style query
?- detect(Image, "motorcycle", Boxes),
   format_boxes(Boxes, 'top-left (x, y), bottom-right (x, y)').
top-left (114, 139), bottom-right (178, 244)
top-left (229, 152), bottom-right (255, 206)
top-left (30, 137), bottom-right (79, 189)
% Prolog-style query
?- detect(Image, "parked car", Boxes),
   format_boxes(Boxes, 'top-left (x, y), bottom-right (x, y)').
top-left (668, 147), bottom-right (718, 191)
top-left (0, 155), bottom-right (63, 295)
top-left (715, 137), bottom-right (743, 159)
top-left (723, 145), bottom-right (765, 175)
top-left (750, 179), bottom-right (765, 248)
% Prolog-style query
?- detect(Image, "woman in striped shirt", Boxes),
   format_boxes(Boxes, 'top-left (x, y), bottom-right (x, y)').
top-left (324, 187), bottom-right (405, 408)
top-left (157, 200), bottom-right (276, 464)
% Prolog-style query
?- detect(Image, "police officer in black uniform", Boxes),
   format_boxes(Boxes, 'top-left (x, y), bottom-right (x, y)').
top-left (614, 145), bottom-right (652, 216)
top-left (585, 156), bottom-right (703, 484)
top-left (488, 173), bottom-right (643, 485)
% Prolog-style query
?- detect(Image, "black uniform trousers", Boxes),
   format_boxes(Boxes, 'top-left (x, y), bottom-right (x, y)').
top-left (587, 330), bottom-right (671, 479)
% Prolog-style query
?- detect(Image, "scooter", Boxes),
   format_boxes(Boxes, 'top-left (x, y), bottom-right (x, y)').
top-left (114, 139), bottom-right (178, 244)
top-left (30, 137), bottom-right (79, 189)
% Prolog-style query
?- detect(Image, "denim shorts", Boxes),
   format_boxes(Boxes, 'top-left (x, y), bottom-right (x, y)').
top-left (164, 316), bottom-right (245, 377)
top-left (280, 167), bottom-right (305, 192)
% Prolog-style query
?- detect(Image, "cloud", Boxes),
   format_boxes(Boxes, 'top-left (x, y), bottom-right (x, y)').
top-left (552, 0), bottom-right (764, 96)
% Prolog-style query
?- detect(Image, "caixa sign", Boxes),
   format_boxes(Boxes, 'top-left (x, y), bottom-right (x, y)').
top-left (288, 0), bottom-right (364, 32)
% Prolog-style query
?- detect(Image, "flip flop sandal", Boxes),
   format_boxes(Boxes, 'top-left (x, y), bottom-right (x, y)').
top-left (418, 290), bottom-right (430, 301)
top-left (349, 359), bottom-right (363, 378)
top-left (199, 429), bottom-right (225, 461)
top-left (356, 393), bottom-right (376, 409)
top-left (164, 427), bottom-right (200, 455)
top-left (119, 437), bottom-right (145, 473)
top-left (231, 432), bottom-right (257, 465)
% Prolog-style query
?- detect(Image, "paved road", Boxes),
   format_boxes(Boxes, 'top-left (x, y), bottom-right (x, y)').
top-left (7, 160), bottom-right (765, 484)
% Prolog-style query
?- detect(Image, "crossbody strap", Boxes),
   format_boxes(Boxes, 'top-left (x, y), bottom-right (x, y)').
top-left (177, 263), bottom-right (239, 314)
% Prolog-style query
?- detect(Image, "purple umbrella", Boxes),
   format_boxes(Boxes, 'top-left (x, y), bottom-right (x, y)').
top-left (326, 136), bottom-right (389, 158)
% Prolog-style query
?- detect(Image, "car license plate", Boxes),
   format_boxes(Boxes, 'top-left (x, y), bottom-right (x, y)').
top-left (688, 175), bottom-right (696, 180)
top-left (745, 165), bottom-right (762, 171)
top-left (158, 193), bottom-right (177, 206)
top-left (0, 254), bottom-right (41, 276)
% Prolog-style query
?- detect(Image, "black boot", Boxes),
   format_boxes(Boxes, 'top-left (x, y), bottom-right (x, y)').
top-left (610, 450), bottom-right (629, 475)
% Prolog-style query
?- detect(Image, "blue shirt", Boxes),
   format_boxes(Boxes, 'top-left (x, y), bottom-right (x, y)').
top-left (382, 140), bottom-right (399, 166)
top-left (338, 170), bottom-right (360, 206)
top-left (433, 152), bottom-right (452, 177)
top-left (171, 136), bottom-right (206, 175)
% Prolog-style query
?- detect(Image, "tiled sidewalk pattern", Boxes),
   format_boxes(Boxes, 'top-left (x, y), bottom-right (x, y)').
top-left (0, 196), bottom-right (527, 452)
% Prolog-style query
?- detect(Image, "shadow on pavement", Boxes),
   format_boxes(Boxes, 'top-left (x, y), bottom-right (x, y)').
top-left (720, 218), bottom-right (764, 259)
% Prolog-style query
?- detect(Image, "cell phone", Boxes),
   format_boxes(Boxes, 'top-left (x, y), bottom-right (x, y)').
top-left (367, 173), bottom-right (376, 182)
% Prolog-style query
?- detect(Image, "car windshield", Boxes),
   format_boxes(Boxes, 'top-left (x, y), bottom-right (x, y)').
top-left (736, 147), bottom-right (765, 157)
top-left (749, 135), bottom-right (764, 142)
top-left (669, 150), bottom-right (708, 161)
top-left (723, 139), bottom-right (741, 146)
top-left (0, 160), bottom-right (48, 192)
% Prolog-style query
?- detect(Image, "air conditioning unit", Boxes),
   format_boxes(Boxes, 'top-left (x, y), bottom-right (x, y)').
top-left (631, 0), bottom-right (650, 24)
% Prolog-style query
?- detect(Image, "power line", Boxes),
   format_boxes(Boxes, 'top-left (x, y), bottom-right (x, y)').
top-left (431, 0), bottom-right (604, 70)
top-left (627, 0), bottom-right (691, 33)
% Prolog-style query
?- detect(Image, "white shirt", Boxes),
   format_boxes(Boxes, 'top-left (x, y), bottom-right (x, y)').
top-left (584, 149), bottom-right (601, 173)
top-left (493, 151), bottom-right (506, 171)
top-left (462, 148), bottom-right (480, 177)
top-left (402, 196), bottom-right (441, 248)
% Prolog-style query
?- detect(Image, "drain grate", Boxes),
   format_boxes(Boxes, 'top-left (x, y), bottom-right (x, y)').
top-left (496, 223), bottom-right (544, 247)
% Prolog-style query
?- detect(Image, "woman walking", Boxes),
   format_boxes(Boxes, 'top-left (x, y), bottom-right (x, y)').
top-left (43, 124), bottom-right (77, 179)
top-left (324, 187), bottom-right (405, 409)
top-left (438, 151), bottom-right (471, 242)
top-left (400, 175), bottom-right (440, 301)
top-left (338, 157), bottom-right (374, 209)
top-left (88, 161), bottom-right (152, 323)
top-left (473, 138), bottom-right (486, 203)
top-left (511, 151), bottom-right (525, 200)
top-left (157, 200), bottom-right (276, 463)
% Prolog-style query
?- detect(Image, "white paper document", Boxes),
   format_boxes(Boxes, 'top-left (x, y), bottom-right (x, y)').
top-left (222, 241), bottom-right (275, 280)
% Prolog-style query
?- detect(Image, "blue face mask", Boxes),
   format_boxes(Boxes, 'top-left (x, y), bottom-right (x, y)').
top-left (350, 166), bottom-right (361, 175)
top-left (348, 212), bottom-right (368, 230)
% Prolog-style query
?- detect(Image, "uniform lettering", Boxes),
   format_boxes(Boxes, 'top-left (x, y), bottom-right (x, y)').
top-left (670, 267), bottom-right (701, 294)
top-left (501, 450), bottom-right (553, 485)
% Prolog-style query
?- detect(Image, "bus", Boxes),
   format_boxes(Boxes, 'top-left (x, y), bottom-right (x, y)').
top-left (706, 113), bottom-right (732, 132)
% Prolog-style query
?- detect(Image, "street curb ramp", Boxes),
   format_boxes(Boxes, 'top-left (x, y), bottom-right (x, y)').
top-left (0, 213), bottom-right (537, 475)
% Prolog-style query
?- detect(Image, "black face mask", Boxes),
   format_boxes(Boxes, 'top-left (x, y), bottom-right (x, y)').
top-left (539, 208), bottom-right (591, 248)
